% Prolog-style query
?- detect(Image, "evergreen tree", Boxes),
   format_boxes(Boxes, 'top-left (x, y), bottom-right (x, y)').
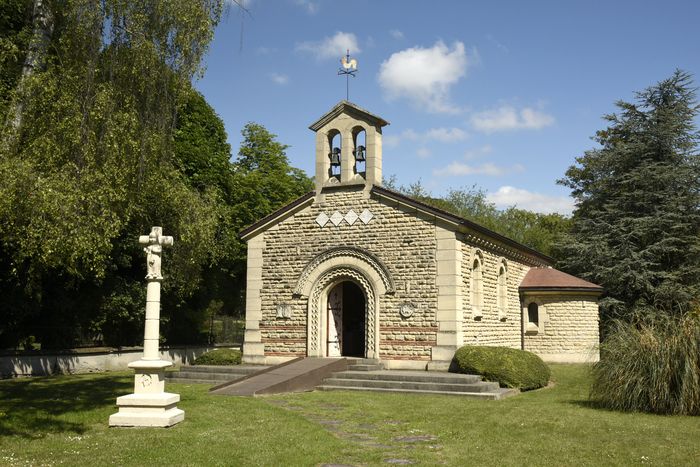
top-left (558, 70), bottom-right (700, 320)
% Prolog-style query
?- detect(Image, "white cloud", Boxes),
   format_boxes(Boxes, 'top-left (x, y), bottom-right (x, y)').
top-left (433, 162), bottom-right (523, 177)
top-left (390, 29), bottom-right (404, 40)
top-left (378, 41), bottom-right (469, 113)
top-left (384, 127), bottom-right (467, 147)
top-left (425, 127), bottom-right (468, 143)
top-left (296, 32), bottom-right (360, 60)
top-left (416, 147), bottom-right (432, 159)
top-left (470, 105), bottom-right (555, 132)
top-left (293, 0), bottom-right (318, 14)
top-left (269, 73), bottom-right (289, 85)
top-left (487, 186), bottom-right (574, 214)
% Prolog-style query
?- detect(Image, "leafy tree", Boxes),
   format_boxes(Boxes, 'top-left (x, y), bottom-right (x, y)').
top-left (558, 70), bottom-right (700, 321)
top-left (0, 0), bottom-right (225, 348)
top-left (233, 122), bottom-right (314, 221)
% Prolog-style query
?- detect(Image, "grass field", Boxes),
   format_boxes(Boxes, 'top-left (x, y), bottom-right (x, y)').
top-left (1, 364), bottom-right (698, 466)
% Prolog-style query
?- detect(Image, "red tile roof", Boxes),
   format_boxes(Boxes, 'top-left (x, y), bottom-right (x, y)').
top-left (519, 268), bottom-right (603, 293)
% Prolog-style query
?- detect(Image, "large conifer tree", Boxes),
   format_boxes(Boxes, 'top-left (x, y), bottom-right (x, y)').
top-left (558, 71), bottom-right (700, 321)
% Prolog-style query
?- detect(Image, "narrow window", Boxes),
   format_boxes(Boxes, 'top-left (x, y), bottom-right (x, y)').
top-left (471, 258), bottom-right (483, 318)
top-left (528, 302), bottom-right (539, 326)
top-left (497, 265), bottom-right (507, 320)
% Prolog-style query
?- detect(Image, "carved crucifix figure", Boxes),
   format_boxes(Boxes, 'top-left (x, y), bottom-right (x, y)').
top-left (139, 226), bottom-right (174, 280)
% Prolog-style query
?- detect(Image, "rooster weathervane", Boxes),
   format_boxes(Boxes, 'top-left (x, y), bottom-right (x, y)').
top-left (338, 49), bottom-right (357, 101)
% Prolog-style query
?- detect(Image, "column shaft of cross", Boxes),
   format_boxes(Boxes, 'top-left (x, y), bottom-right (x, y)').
top-left (143, 279), bottom-right (162, 360)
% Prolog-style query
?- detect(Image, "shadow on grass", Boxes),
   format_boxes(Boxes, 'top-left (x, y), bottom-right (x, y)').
top-left (0, 374), bottom-right (131, 438)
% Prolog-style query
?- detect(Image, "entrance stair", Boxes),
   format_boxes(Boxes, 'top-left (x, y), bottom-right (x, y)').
top-left (165, 364), bottom-right (269, 385)
top-left (317, 369), bottom-right (518, 400)
top-left (210, 357), bottom-right (351, 396)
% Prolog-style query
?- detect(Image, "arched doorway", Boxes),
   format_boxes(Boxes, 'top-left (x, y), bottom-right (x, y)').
top-left (327, 281), bottom-right (366, 357)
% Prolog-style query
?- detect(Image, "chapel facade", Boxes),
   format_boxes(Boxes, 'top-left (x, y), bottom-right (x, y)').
top-left (241, 101), bottom-right (602, 370)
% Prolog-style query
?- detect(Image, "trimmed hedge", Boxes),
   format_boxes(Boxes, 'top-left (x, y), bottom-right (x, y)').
top-left (193, 348), bottom-right (242, 366)
top-left (453, 345), bottom-right (551, 390)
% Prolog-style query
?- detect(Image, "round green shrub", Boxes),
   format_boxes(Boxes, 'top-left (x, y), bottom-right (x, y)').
top-left (193, 348), bottom-right (242, 366)
top-left (591, 311), bottom-right (700, 415)
top-left (453, 345), bottom-right (551, 390)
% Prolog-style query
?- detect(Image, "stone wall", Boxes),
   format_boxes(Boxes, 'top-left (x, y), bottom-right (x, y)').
top-left (522, 294), bottom-right (600, 362)
top-left (460, 238), bottom-right (533, 349)
top-left (0, 345), bottom-right (216, 378)
top-left (257, 188), bottom-right (439, 360)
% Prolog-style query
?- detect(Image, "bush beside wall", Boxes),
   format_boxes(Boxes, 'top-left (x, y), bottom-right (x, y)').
top-left (453, 345), bottom-right (551, 390)
top-left (193, 348), bottom-right (242, 366)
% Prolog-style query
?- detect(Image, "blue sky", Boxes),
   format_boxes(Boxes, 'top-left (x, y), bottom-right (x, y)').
top-left (195, 0), bottom-right (700, 214)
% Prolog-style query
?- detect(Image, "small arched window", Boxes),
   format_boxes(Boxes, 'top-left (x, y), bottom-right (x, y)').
top-left (497, 263), bottom-right (508, 320)
top-left (471, 255), bottom-right (483, 318)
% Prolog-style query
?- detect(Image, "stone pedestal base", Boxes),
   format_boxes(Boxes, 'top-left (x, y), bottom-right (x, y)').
top-left (109, 392), bottom-right (184, 427)
top-left (109, 359), bottom-right (184, 428)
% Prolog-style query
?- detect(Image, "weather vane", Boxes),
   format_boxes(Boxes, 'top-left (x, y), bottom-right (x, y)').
top-left (338, 49), bottom-right (357, 101)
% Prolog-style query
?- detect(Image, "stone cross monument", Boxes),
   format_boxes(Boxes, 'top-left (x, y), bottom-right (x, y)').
top-left (109, 226), bottom-right (184, 427)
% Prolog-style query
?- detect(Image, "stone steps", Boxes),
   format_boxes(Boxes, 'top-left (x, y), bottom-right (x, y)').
top-left (317, 385), bottom-right (516, 400)
top-left (346, 358), bottom-right (383, 372)
top-left (317, 369), bottom-right (516, 399)
top-left (165, 364), bottom-right (269, 385)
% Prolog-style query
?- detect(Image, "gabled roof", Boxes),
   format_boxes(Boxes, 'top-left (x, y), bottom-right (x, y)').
top-left (370, 186), bottom-right (554, 264)
top-left (239, 185), bottom-right (554, 265)
top-left (519, 267), bottom-right (603, 293)
top-left (309, 100), bottom-right (389, 131)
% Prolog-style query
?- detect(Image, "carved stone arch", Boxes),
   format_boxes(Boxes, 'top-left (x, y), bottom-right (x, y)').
top-left (295, 246), bottom-right (395, 298)
top-left (306, 266), bottom-right (380, 359)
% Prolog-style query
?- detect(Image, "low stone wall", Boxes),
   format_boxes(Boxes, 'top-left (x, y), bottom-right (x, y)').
top-left (0, 345), bottom-right (224, 378)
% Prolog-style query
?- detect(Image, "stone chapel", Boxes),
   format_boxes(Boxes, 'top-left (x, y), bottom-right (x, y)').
top-left (241, 101), bottom-right (602, 370)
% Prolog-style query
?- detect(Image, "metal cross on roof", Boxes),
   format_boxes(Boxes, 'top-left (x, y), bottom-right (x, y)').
top-left (338, 49), bottom-right (357, 101)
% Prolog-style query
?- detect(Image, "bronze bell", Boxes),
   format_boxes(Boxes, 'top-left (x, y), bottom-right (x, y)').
top-left (353, 145), bottom-right (366, 162)
top-left (329, 147), bottom-right (341, 166)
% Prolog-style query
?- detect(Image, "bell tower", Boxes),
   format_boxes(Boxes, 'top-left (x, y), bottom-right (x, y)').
top-left (309, 100), bottom-right (389, 197)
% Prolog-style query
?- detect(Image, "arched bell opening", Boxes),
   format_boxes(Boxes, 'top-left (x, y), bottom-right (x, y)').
top-left (327, 130), bottom-right (342, 180)
top-left (352, 126), bottom-right (367, 177)
top-left (326, 280), bottom-right (367, 357)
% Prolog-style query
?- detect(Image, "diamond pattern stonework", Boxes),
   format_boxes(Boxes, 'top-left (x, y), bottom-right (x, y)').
top-left (344, 210), bottom-right (359, 225)
top-left (359, 209), bottom-right (374, 224)
top-left (315, 212), bottom-right (329, 227)
top-left (330, 211), bottom-right (344, 226)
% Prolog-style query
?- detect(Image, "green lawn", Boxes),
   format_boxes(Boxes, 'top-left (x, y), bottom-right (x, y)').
top-left (0, 365), bottom-right (698, 466)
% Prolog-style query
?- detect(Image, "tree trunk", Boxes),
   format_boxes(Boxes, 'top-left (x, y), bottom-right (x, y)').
top-left (4, 0), bottom-right (54, 139)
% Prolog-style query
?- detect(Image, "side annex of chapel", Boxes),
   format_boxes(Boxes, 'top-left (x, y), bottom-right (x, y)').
top-left (240, 101), bottom-right (602, 370)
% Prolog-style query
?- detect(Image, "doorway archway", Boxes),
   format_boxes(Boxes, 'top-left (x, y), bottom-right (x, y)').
top-left (326, 281), bottom-right (366, 357)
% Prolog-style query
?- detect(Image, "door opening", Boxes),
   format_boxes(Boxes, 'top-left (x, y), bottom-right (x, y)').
top-left (326, 281), bottom-right (366, 357)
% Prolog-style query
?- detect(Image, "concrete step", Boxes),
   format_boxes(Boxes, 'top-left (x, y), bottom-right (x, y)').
top-left (330, 370), bottom-right (483, 384)
top-left (322, 377), bottom-right (499, 393)
top-left (211, 357), bottom-right (352, 396)
top-left (165, 365), bottom-right (270, 385)
top-left (166, 377), bottom-right (220, 385)
top-left (171, 371), bottom-right (247, 381)
top-left (347, 364), bottom-right (383, 371)
top-left (316, 385), bottom-right (518, 400)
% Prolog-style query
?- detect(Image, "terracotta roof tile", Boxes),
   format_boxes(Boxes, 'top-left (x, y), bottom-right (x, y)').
top-left (519, 268), bottom-right (603, 293)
